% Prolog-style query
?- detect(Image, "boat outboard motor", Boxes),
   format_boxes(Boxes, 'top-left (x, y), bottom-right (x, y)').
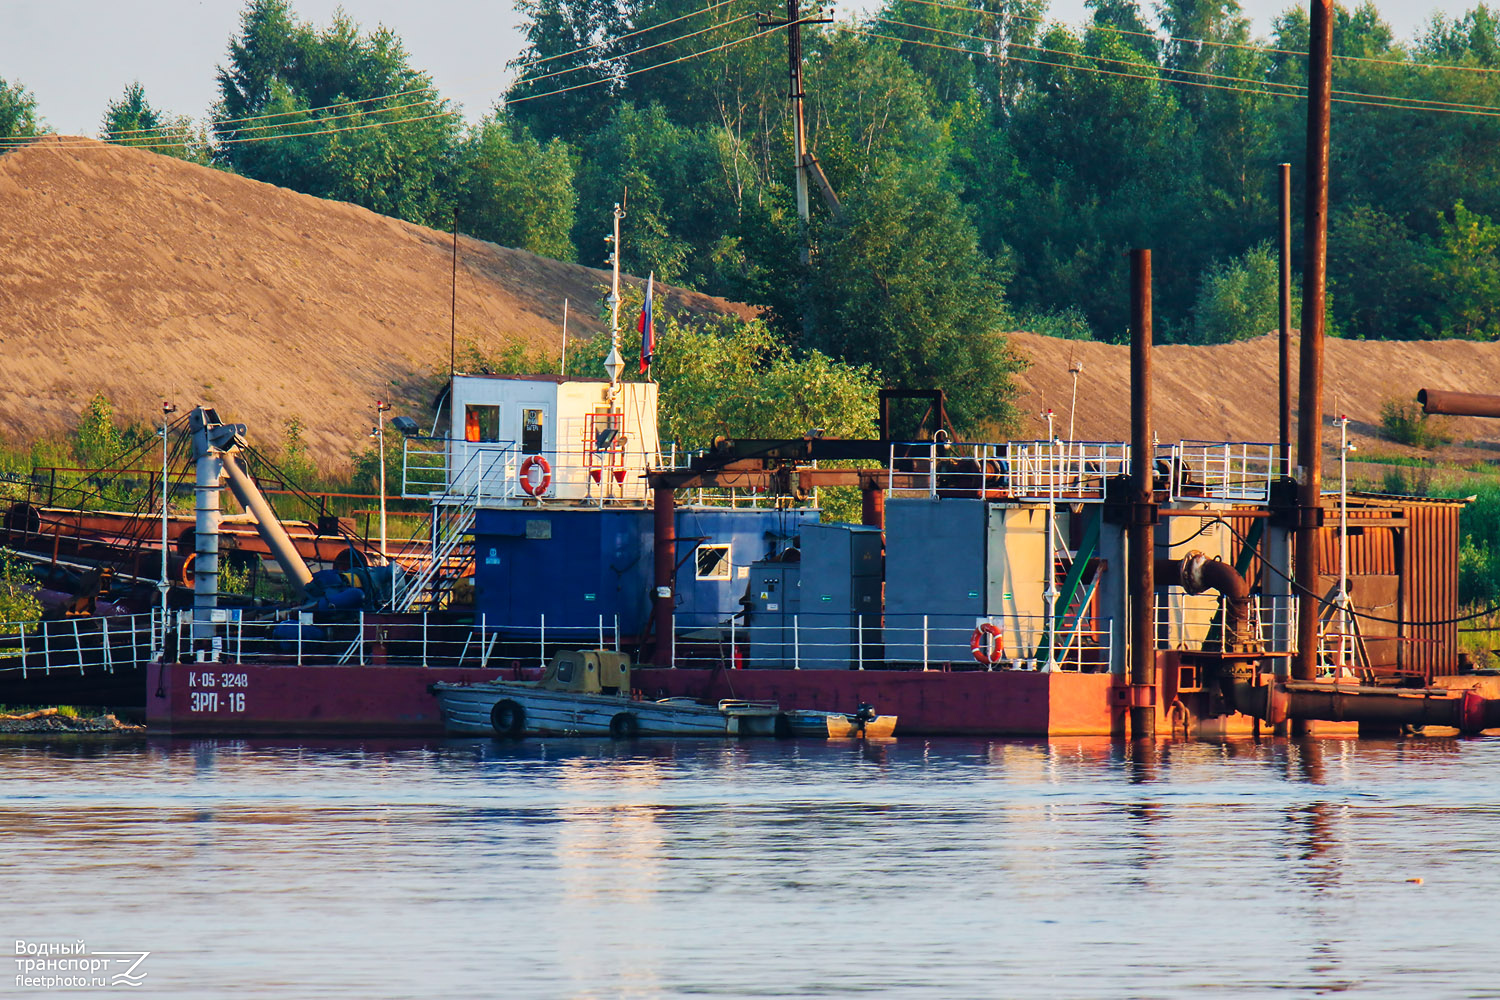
top-left (846, 702), bottom-right (878, 736)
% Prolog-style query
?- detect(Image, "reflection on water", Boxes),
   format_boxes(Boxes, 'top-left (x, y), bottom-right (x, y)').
top-left (4, 735), bottom-right (1500, 997)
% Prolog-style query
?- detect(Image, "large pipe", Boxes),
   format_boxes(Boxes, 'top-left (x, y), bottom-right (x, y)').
top-left (221, 452), bottom-right (315, 593)
top-left (1294, 0), bottom-right (1334, 729)
top-left (1129, 248), bottom-right (1156, 740)
top-left (861, 480), bottom-right (885, 532)
top-left (653, 484), bottom-right (676, 667)
top-left (189, 409), bottom-right (223, 648)
top-left (1417, 388), bottom-right (1500, 418)
top-left (1278, 162), bottom-right (1292, 470)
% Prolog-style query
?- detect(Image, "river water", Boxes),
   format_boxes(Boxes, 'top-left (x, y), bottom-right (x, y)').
top-left (4, 735), bottom-right (1499, 998)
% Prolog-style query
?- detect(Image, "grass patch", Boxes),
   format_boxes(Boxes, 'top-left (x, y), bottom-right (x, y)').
top-left (1379, 398), bottom-right (1453, 449)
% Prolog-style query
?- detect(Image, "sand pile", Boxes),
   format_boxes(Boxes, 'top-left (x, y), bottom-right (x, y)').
top-left (2, 134), bottom-right (1497, 471)
top-left (1009, 331), bottom-right (1500, 468)
top-left (0, 136), bottom-right (750, 467)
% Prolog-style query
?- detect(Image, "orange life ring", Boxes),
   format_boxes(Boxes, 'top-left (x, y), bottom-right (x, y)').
top-left (519, 455), bottom-right (552, 496)
top-left (970, 622), bottom-right (1005, 665)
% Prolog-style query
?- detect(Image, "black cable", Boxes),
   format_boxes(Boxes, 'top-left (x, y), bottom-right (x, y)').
top-left (1213, 515), bottom-right (1500, 627)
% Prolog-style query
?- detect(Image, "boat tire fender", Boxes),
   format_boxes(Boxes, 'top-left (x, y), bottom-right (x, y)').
top-left (491, 699), bottom-right (526, 738)
top-left (609, 711), bottom-right (640, 740)
top-left (970, 622), bottom-right (1005, 665)
top-left (519, 456), bottom-right (552, 496)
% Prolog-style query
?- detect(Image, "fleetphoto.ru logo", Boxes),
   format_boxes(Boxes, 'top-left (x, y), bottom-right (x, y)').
top-left (14, 941), bottom-right (150, 990)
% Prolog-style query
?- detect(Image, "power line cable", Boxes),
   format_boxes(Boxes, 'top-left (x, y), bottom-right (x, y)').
top-left (897, 0), bottom-right (1500, 77)
top-left (509, 12), bottom-right (758, 90)
top-left (853, 25), bottom-right (1500, 118)
top-left (875, 15), bottom-right (1500, 114)
top-left (511, 0), bottom-right (748, 71)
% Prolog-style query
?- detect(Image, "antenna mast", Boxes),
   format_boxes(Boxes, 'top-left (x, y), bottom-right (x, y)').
top-left (604, 203), bottom-right (626, 405)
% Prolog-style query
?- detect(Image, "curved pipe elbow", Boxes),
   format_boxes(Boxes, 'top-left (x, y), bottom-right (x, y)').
top-left (1154, 550), bottom-right (1254, 649)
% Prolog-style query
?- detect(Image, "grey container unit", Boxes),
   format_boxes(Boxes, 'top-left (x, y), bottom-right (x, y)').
top-left (744, 562), bottom-right (800, 667)
top-left (797, 523), bottom-right (883, 668)
top-left (884, 498), bottom-right (988, 664)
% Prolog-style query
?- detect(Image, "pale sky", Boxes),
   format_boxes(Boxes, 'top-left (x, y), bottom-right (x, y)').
top-left (0, 0), bottom-right (1474, 136)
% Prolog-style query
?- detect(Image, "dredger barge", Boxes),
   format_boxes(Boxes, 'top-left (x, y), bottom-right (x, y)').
top-left (6, 260), bottom-right (1497, 739)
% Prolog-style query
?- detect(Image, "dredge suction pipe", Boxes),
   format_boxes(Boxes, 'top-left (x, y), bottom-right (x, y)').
top-left (1418, 388), bottom-right (1500, 418)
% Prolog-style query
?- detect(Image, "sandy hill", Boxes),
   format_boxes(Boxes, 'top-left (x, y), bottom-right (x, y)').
top-left (1008, 331), bottom-right (1500, 471)
top-left (3, 135), bottom-right (1498, 477)
top-left (0, 137), bottom-right (751, 466)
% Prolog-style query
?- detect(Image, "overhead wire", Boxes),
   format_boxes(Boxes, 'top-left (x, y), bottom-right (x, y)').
top-left (508, 11), bottom-right (758, 90)
top-left (0, 10), bottom-right (780, 151)
top-left (511, 0), bottom-right (748, 71)
top-left (871, 14), bottom-right (1500, 114)
top-left (895, 0), bottom-right (1500, 76)
top-left (850, 22), bottom-right (1500, 118)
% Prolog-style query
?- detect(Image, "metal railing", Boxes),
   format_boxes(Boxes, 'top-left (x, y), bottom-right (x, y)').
top-left (1153, 595), bottom-right (1297, 652)
top-left (1167, 441), bottom-right (1287, 503)
top-left (886, 440), bottom-right (1128, 503)
top-left (402, 423), bottom-right (658, 505)
top-left (670, 610), bottom-right (1114, 672)
top-left (0, 612), bottom-right (157, 677)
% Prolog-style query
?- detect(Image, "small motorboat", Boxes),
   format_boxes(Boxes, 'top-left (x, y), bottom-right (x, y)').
top-left (432, 650), bottom-right (896, 739)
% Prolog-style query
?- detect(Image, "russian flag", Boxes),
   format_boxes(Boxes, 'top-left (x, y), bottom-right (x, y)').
top-left (638, 272), bottom-right (655, 373)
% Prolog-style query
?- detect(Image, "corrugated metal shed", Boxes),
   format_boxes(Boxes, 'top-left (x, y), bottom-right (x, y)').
top-left (1316, 493), bottom-right (1468, 680)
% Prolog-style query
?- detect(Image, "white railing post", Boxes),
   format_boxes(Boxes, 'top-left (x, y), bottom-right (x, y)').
top-left (857, 615), bottom-right (864, 670)
top-left (923, 614), bottom-right (929, 671)
top-left (793, 615), bottom-right (800, 670)
top-left (42, 620), bottom-right (51, 675)
top-left (422, 611), bottom-right (429, 668)
top-left (102, 617), bottom-right (112, 673)
top-left (730, 614), bottom-right (737, 669)
top-left (599, 614), bottom-right (605, 650)
top-left (540, 612), bottom-right (546, 666)
top-left (358, 610), bottom-right (366, 665)
top-left (19, 622), bottom-right (26, 679)
top-left (296, 617), bottom-right (303, 666)
top-left (480, 613), bottom-right (490, 668)
top-left (614, 615), bottom-right (620, 652)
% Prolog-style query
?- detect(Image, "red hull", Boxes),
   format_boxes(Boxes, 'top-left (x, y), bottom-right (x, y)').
top-left (146, 661), bottom-right (505, 736)
top-left (146, 659), bottom-right (1138, 737)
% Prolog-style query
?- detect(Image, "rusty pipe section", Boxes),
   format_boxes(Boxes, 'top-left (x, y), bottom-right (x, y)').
top-left (1154, 551), bottom-right (1254, 650)
top-left (1128, 249), bottom-right (1156, 740)
top-left (1417, 388), bottom-right (1500, 418)
top-left (1280, 682), bottom-right (1490, 731)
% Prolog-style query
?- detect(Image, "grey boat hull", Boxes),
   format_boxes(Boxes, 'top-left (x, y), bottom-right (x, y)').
top-left (432, 681), bottom-right (781, 737)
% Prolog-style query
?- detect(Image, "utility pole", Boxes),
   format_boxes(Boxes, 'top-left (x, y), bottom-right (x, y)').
top-left (760, 0), bottom-right (832, 340)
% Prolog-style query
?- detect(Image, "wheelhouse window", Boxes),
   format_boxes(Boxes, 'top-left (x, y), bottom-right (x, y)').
top-left (465, 404), bottom-right (499, 443)
top-left (696, 544), bottom-right (731, 581)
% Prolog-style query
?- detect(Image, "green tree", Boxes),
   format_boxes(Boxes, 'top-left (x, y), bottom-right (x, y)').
top-left (505, 0), bottom-right (631, 143)
top-left (573, 103), bottom-right (743, 288)
top-left (1188, 242), bottom-right (1289, 344)
top-left (0, 77), bottom-right (43, 140)
top-left (101, 82), bottom-right (211, 163)
top-left (0, 552), bottom-right (41, 626)
top-left (1431, 200), bottom-right (1500, 339)
top-left (456, 114), bottom-right (577, 260)
top-left (74, 393), bottom-right (123, 470)
top-left (214, 0), bottom-right (461, 228)
top-left (566, 299), bottom-right (881, 444)
top-left (807, 164), bottom-right (1025, 434)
